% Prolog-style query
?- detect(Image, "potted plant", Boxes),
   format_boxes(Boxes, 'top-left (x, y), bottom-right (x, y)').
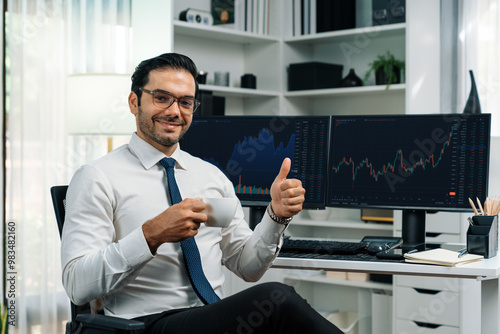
top-left (363, 51), bottom-right (405, 88)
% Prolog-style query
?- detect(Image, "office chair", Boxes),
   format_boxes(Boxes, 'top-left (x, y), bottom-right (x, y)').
top-left (51, 185), bottom-right (145, 334)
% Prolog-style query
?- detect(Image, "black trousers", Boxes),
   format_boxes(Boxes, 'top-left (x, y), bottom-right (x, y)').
top-left (134, 282), bottom-right (343, 334)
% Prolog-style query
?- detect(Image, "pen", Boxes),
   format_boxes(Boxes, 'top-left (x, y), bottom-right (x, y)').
top-left (469, 197), bottom-right (479, 215)
top-left (477, 197), bottom-right (485, 215)
top-left (383, 239), bottom-right (404, 253)
top-left (458, 249), bottom-right (468, 258)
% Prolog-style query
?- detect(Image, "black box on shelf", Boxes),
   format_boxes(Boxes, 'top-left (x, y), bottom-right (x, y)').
top-left (197, 90), bottom-right (225, 116)
top-left (288, 62), bottom-right (343, 91)
top-left (372, 0), bottom-right (406, 26)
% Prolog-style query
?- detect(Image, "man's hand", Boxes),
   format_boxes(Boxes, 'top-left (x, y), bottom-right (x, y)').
top-left (270, 158), bottom-right (306, 218)
top-left (142, 198), bottom-right (207, 254)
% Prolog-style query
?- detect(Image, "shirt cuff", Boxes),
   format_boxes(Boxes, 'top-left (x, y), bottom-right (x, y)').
top-left (118, 227), bottom-right (155, 268)
top-left (257, 213), bottom-right (289, 246)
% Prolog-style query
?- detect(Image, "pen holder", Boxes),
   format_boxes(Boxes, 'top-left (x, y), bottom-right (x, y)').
top-left (467, 215), bottom-right (498, 259)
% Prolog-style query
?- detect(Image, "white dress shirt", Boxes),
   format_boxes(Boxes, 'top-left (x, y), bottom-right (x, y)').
top-left (61, 133), bottom-right (287, 319)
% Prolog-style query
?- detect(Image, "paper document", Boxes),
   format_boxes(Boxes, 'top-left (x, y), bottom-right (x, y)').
top-left (404, 248), bottom-right (484, 266)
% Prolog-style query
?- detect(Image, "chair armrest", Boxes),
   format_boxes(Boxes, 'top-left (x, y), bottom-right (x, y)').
top-left (75, 313), bottom-right (145, 331)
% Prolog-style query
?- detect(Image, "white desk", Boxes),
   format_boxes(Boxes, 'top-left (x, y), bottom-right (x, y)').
top-left (273, 255), bottom-right (500, 334)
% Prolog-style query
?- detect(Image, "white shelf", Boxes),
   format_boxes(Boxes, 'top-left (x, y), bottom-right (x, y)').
top-left (283, 273), bottom-right (393, 291)
top-left (174, 20), bottom-right (280, 44)
top-left (292, 218), bottom-right (393, 231)
top-left (284, 83), bottom-right (406, 98)
top-left (199, 84), bottom-right (280, 98)
top-left (283, 23), bottom-right (406, 45)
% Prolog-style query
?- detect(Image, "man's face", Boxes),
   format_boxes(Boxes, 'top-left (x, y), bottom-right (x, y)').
top-left (129, 68), bottom-right (196, 155)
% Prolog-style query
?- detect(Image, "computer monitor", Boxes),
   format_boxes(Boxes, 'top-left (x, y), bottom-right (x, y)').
top-left (326, 113), bottom-right (491, 249)
top-left (182, 116), bottom-right (330, 227)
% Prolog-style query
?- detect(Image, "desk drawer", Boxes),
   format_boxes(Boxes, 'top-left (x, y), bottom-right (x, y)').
top-left (396, 276), bottom-right (459, 292)
top-left (395, 286), bottom-right (459, 327)
top-left (396, 319), bottom-right (459, 334)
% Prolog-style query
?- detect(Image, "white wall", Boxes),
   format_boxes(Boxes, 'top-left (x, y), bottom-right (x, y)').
top-left (131, 0), bottom-right (173, 66)
top-left (489, 137), bottom-right (500, 194)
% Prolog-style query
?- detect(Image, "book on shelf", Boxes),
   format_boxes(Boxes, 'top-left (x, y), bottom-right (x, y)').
top-left (212, 0), bottom-right (235, 26)
top-left (211, 0), bottom-right (253, 33)
top-left (404, 248), bottom-right (484, 267)
top-left (292, 0), bottom-right (324, 36)
top-left (241, 0), bottom-right (268, 34)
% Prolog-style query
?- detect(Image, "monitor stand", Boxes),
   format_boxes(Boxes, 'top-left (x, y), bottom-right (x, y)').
top-left (401, 209), bottom-right (427, 252)
top-left (249, 206), bottom-right (266, 230)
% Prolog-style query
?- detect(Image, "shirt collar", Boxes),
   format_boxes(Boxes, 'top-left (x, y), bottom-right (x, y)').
top-left (128, 133), bottom-right (187, 170)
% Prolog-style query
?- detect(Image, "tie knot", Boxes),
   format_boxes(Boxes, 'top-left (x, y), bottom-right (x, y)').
top-left (160, 157), bottom-right (176, 170)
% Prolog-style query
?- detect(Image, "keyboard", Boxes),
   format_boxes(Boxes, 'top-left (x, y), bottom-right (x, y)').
top-left (277, 251), bottom-right (404, 263)
top-left (281, 238), bottom-right (370, 255)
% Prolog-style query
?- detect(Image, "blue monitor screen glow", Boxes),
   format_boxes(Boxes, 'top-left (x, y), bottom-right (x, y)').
top-left (181, 116), bottom-right (330, 209)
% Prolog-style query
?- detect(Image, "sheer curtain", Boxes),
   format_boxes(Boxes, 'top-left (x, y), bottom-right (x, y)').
top-left (458, 0), bottom-right (500, 136)
top-left (6, 1), bottom-right (131, 333)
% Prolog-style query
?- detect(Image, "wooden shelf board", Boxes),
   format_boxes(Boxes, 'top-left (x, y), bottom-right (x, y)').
top-left (174, 20), bottom-right (280, 44)
top-left (284, 84), bottom-right (406, 98)
top-left (284, 23), bottom-right (406, 45)
top-left (199, 84), bottom-right (280, 98)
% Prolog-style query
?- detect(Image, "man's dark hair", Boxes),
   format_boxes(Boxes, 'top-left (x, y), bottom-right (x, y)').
top-left (131, 53), bottom-right (199, 106)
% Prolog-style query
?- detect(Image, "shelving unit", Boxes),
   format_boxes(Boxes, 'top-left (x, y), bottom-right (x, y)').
top-left (171, 3), bottom-right (401, 333)
top-left (169, 1), bottom-right (477, 333)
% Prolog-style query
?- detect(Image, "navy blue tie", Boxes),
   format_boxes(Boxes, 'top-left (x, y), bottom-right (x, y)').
top-left (159, 157), bottom-right (220, 305)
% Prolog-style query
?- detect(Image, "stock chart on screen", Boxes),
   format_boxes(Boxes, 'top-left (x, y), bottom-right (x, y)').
top-left (182, 116), bottom-right (330, 208)
top-left (327, 114), bottom-right (491, 211)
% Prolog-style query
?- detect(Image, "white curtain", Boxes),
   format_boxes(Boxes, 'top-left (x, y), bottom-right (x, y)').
top-left (458, 0), bottom-right (500, 136)
top-left (6, 1), bottom-right (131, 333)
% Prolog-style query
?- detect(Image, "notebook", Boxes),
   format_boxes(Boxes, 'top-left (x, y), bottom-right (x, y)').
top-left (404, 248), bottom-right (484, 266)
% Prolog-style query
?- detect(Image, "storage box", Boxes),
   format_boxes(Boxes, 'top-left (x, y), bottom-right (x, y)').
top-left (288, 62), bottom-right (343, 91)
top-left (346, 272), bottom-right (369, 282)
top-left (326, 271), bottom-right (347, 280)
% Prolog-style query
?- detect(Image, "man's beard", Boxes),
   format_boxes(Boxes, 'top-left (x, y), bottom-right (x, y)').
top-left (137, 106), bottom-right (189, 147)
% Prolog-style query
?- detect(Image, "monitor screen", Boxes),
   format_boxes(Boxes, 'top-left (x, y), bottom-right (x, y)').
top-left (181, 116), bottom-right (330, 209)
top-left (326, 114), bottom-right (491, 211)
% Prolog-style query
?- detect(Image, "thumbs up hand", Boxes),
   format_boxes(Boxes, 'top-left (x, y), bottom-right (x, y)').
top-left (270, 158), bottom-right (306, 219)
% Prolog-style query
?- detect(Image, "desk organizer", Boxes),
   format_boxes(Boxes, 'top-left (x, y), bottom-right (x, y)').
top-left (467, 215), bottom-right (498, 259)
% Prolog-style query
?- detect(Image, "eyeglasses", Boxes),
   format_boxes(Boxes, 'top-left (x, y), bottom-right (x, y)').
top-left (139, 88), bottom-right (200, 114)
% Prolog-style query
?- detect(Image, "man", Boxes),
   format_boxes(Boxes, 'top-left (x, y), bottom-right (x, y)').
top-left (61, 53), bottom-right (343, 333)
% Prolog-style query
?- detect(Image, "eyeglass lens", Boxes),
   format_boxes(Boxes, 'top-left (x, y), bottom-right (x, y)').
top-left (153, 92), bottom-right (198, 113)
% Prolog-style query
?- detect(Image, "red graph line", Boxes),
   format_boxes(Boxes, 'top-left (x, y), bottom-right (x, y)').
top-left (332, 129), bottom-right (453, 182)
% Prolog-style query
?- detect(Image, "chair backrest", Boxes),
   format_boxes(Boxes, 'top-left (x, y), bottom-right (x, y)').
top-left (50, 185), bottom-right (92, 331)
top-left (50, 185), bottom-right (68, 237)
top-left (51, 185), bottom-right (145, 333)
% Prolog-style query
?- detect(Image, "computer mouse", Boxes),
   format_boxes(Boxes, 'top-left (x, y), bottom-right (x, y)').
top-left (367, 242), bottom-right (387, 254)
